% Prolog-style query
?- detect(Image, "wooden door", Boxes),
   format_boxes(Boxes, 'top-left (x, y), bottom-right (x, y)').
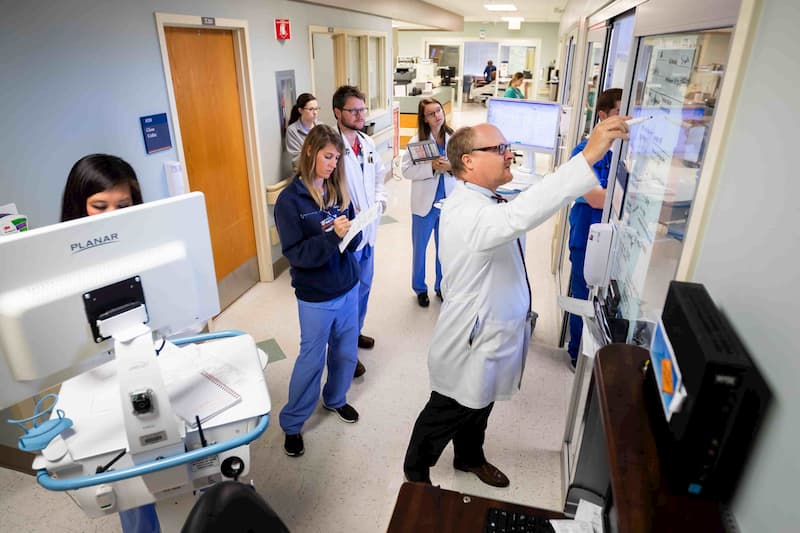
top-left (165, 27), bottom-right (258, 309)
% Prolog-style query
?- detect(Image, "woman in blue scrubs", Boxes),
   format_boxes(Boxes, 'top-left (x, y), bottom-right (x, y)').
top-left (401, 98), bottom-right (456, 307)
top-left (274, 125), bottom-right (363, 457)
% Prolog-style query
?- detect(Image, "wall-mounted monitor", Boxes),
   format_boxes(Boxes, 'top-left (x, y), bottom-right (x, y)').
top-left (486, 97), bottom-right (561, 154)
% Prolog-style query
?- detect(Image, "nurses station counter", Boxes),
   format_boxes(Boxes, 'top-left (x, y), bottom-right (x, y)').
top-left (394, 87), bottom-right (454, 149)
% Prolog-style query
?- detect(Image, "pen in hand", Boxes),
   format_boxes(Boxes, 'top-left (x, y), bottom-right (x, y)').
top-left (626, 115), bottom-right (654, 126)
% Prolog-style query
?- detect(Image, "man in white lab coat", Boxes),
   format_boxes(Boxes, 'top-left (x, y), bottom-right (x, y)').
top-left (333, 86), bottom-right (388, 378)
top-left (403, 118), bottom-right (630, 486)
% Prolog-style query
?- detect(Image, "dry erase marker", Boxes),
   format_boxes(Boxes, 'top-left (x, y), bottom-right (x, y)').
top-left (626, 116), bottom-right (654, 126)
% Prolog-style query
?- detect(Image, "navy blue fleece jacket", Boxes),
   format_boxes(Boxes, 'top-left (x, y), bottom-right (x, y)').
top-left (274, 177), bottom-right (362, 302)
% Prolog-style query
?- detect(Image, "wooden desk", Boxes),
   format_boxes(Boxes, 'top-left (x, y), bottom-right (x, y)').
top-left (387, 482), bottom-right (564, 533)
top-left (594, 344), bottom-right (725, 532)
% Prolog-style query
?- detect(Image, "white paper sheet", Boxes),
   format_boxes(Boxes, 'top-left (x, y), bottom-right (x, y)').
top-left (338, 203), bottom-right (380, 252)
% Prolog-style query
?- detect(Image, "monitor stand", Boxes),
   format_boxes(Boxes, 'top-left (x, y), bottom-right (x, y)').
top-left (516, 148), bottom-right (537, 175)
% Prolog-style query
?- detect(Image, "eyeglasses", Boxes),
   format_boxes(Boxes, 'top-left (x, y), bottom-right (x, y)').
top-left (424, 108), bottom-right (443, 118)
top-left (341, 107), bottom-right (367, 115)
top-left (471, 143), bottom-right (511, 155)
top-left (303, 106), bottom-right (320, 112)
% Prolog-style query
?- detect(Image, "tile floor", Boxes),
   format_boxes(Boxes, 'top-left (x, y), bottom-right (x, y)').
top-left (0, 104), bottom-right (578, 532)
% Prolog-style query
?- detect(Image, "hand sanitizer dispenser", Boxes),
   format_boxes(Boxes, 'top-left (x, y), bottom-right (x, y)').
top-left (584, 223), bottom-right (617, 288)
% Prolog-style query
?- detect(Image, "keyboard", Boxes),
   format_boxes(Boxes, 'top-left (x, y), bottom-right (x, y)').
top-left (485, 507), bottom-right (556, 533)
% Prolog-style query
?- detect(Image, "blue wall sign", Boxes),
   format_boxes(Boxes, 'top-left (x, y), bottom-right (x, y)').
top-left (140, 113), bottom-right (172, 154)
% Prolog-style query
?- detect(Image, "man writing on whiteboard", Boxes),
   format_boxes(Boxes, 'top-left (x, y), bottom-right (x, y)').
top-left (403, 116), bottom-right (630, 486)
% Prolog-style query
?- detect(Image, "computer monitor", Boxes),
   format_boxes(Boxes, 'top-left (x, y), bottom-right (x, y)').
top-left (0, 192), bottom-right (219, 409)
top-left (486, 97), bottom-right (561, 173)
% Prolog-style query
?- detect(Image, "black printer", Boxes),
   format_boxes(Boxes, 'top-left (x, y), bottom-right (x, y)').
top-left (644, 281), bottom-right (771, 501)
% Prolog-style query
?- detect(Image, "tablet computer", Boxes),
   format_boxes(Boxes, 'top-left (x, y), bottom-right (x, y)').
top-left (406, 139), bottom-right (441, 164)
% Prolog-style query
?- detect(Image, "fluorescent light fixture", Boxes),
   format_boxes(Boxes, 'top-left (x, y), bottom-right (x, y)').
top-left (502, 16), bottom-right (524, 29)
top-left (484, 4), bottom-right (517, 12)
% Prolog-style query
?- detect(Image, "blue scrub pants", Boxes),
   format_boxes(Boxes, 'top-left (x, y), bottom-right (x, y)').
top-left (279, 285), bottom-right (359, 435)
top-left (567, 247), bottom-right (588, 362)
top-left (352, 244), bottom-right (374, 334)
top-left (120, 504), bottom-right (159, 532)
top-left (411, 175), bottom-right (446, 295)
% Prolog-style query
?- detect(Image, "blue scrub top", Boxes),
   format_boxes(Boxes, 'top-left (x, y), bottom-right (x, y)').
top-left (568, 138), bottom-right (612, 250)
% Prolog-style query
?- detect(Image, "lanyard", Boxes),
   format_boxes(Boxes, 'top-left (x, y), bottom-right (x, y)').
top-left (492, 194), bottom-right (532, 317)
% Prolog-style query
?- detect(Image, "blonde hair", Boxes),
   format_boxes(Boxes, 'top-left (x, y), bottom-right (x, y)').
top-left (297, 124), bottom-right (350, 210)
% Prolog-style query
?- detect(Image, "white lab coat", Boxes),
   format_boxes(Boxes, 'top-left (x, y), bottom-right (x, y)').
top-left (340, 129), bottom-right (387, 250)
top-left (401, 133), bottom-right (457, 216)
top-left (429, 154), bottom-right (597, 409)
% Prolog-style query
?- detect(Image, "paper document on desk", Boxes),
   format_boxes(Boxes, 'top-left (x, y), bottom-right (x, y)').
top-left (574, 499), bottom-right (604, 533)
top-left (159, 343), bottom-right (243, 427)
top-left (550, 520), bottom-right (593, 533)
top-left (338, 203), bottom-right (380, 252)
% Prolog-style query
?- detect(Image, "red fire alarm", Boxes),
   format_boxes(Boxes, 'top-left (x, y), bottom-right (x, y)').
top-left (275, 19), bottom-right (291, 40)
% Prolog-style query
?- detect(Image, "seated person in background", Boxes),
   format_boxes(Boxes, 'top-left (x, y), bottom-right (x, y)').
top-left (483, 60), bottom-right (496, 83)
top-left (567, 88), bottom-right (623, 370)
top-left (285, 93), bottom-right (320, 167)
top-left (61, 153), bottom-right (157, 533)
top-left (503, 72), bottom-right (525, 99)
top-left (61, 153), bottom-right (142, 221)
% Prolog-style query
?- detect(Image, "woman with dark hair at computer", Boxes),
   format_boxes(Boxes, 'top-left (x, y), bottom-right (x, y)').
top-left (285, 92), bottom-right (320, 166)
top-left (274, 124), bottom-right (362, 458)
top-left (400, 97), bottom-right (455, 308)
top-left (60, 154), bottom-right (143, 222)
top-left (503, 72), bottom-right (525, 99)
top-left (60, 153), bottom-right (157, 533)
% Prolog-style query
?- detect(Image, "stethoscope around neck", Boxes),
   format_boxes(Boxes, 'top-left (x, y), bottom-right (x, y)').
top-left (337, 124), bottom-right (366, 157)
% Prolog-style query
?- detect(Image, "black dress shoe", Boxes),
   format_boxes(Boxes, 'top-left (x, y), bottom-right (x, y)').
top-left (435, 289), bottom-right (443, 302)
top-left (404, 469), bottom-right (432, 484)
top-left (453, 461), bottom-right (509, 487)
top-left (357, 335), bottom-right (375, 349)
top-left (417, 292), bottom-right (430, 307)
top-left (353, 360), bottom-right (366, 378)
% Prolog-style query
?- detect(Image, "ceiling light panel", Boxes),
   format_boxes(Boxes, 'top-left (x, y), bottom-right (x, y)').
top-left (484, 4), bottom-right (518, 12)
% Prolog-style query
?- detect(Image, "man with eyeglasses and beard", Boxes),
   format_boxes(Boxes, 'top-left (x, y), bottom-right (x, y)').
top-left (403, 118), bottom-right (631, 487)
top-left (333, 86), bottom-right (388, 379)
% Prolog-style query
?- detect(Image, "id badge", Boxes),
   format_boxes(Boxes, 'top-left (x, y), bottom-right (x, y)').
top-left (320, 215), bottom-right (335, 232)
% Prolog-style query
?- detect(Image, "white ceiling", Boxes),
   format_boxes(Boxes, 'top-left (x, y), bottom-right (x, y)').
top-left (421, 0), bottom-right (567, 24)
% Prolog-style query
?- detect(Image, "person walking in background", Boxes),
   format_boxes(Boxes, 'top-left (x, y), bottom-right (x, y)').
top-left (274, 125), bottom-right (363, 458)
top-left (403, 116), bottom-right (630, 487)
top-left (285, 93), bottom-right (320, 167)
top-left (333, 85), bottom-right (387, 376)
top-left (401, 97), bottom-right (455, 307)
top-left (503, 72), bottom-right (525, 99)
top-left (567, 88), bottom-right (623, 370)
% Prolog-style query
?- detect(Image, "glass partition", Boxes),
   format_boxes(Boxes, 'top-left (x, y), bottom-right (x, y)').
top-left (580, 41), bottom-right (607, 140)
top-left (603, 13), bottom-right (635, 91)
top-left (611, 29), bottom-right (732, 339)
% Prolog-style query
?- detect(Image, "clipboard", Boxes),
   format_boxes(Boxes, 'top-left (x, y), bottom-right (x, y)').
top-left (406, 139), bottom-right (441, 164)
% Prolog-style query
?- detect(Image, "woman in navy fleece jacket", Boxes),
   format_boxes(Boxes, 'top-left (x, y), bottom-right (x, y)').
top-left (274, 124), bottom-right (363, 458)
